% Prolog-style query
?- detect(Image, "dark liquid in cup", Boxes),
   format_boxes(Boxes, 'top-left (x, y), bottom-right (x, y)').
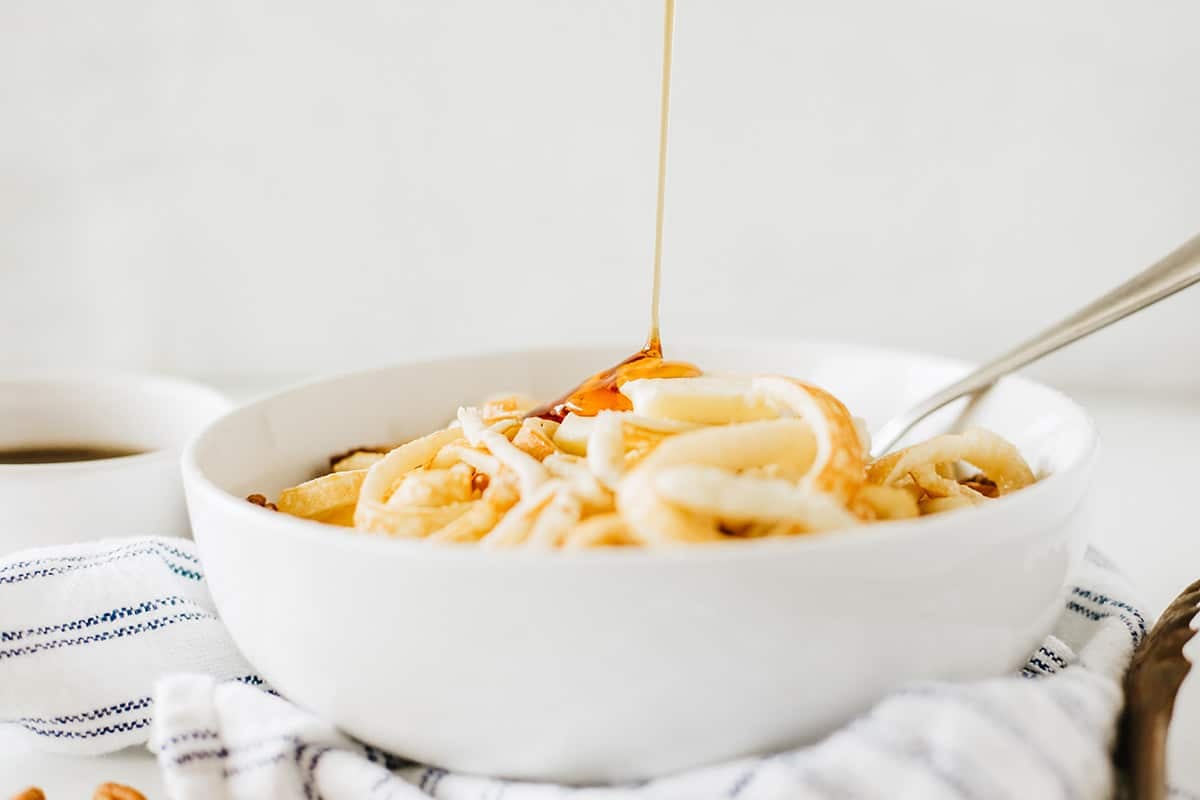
top-left (0, 445), bottom-right (145, 464)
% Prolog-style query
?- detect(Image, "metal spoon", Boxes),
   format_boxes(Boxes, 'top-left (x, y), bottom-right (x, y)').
top-left (871, 232), bottom-right (1200, 458)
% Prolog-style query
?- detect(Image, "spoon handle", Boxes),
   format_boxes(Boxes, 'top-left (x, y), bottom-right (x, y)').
top-left (871, 232), bottom-right (1200, 457)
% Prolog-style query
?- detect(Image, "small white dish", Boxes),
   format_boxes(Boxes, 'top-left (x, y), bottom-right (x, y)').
top-left (0, 371), bottom-right (231, 553)
top-left (183, 339), bottom-right (1098, 783)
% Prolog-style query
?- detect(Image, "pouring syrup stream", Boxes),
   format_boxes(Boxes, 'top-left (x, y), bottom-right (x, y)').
top-left (530, 0), bottom-right (700, 422)
top-left (647, 0), bottom-right (674, 351)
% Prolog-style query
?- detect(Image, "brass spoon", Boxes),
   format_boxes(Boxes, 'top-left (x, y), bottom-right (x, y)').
top-left (1117, 579), bottom-right (1200, 799)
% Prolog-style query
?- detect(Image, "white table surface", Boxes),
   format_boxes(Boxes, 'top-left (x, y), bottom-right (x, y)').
top-left (3, 389), bottom-right (1199, 799)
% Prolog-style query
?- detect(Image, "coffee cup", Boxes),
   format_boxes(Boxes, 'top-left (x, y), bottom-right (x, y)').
top-left (0, 372), bottom-right (230, 554)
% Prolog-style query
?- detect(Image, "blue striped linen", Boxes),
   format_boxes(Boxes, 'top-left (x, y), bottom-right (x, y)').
top-left (0, 538), bottom-right (255, 755)
top-left (0, 537), bottom-right (1173, 798)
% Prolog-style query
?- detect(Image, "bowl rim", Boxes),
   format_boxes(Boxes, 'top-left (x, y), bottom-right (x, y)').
top-left (182, 337), bottom-right (1099, 564)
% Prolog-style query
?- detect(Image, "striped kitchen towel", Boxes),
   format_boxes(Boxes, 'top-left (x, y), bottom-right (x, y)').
top-left (0, 537), bottom-right (1157, 798)
top-left (0, 537), bottom-right (254, 754)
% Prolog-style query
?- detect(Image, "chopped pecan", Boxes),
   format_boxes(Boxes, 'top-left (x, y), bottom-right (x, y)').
top-left (93, 783), bottom-right (147, 800)
top-left (961, 474), bottom-right (1000, 498)
top-left (327, 444), bottom-right (391, 471)
top-left (246, 493), bottom-right (278, 511)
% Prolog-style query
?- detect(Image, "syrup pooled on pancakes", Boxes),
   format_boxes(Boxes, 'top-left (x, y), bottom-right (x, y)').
top-left (529, 336), bottom-right (701, 422)
top-left (530, 0), bottom-right (699, 422)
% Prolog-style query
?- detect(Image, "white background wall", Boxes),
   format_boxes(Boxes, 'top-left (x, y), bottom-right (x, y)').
top-left (2, 0), bottom-right (1198, 395)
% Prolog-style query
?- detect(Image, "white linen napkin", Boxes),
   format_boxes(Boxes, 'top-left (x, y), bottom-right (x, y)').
top-left (0, 538), bottom-right (254, 755)
top-left (0, 538), bottom-right (1150, 799)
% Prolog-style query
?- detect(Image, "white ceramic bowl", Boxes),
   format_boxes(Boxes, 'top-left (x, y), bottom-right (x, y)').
top-left (0, 372), bottom-right (231, 554)
top-left (183, 340), bottom-right (1097, 783)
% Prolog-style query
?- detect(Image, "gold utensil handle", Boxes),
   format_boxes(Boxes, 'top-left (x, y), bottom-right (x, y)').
top-left (1117, 578), bottom-right (1200, 799)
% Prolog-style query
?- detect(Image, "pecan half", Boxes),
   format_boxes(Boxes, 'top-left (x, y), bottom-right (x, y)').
top-left (93, 782), bottom-right (147, 800)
